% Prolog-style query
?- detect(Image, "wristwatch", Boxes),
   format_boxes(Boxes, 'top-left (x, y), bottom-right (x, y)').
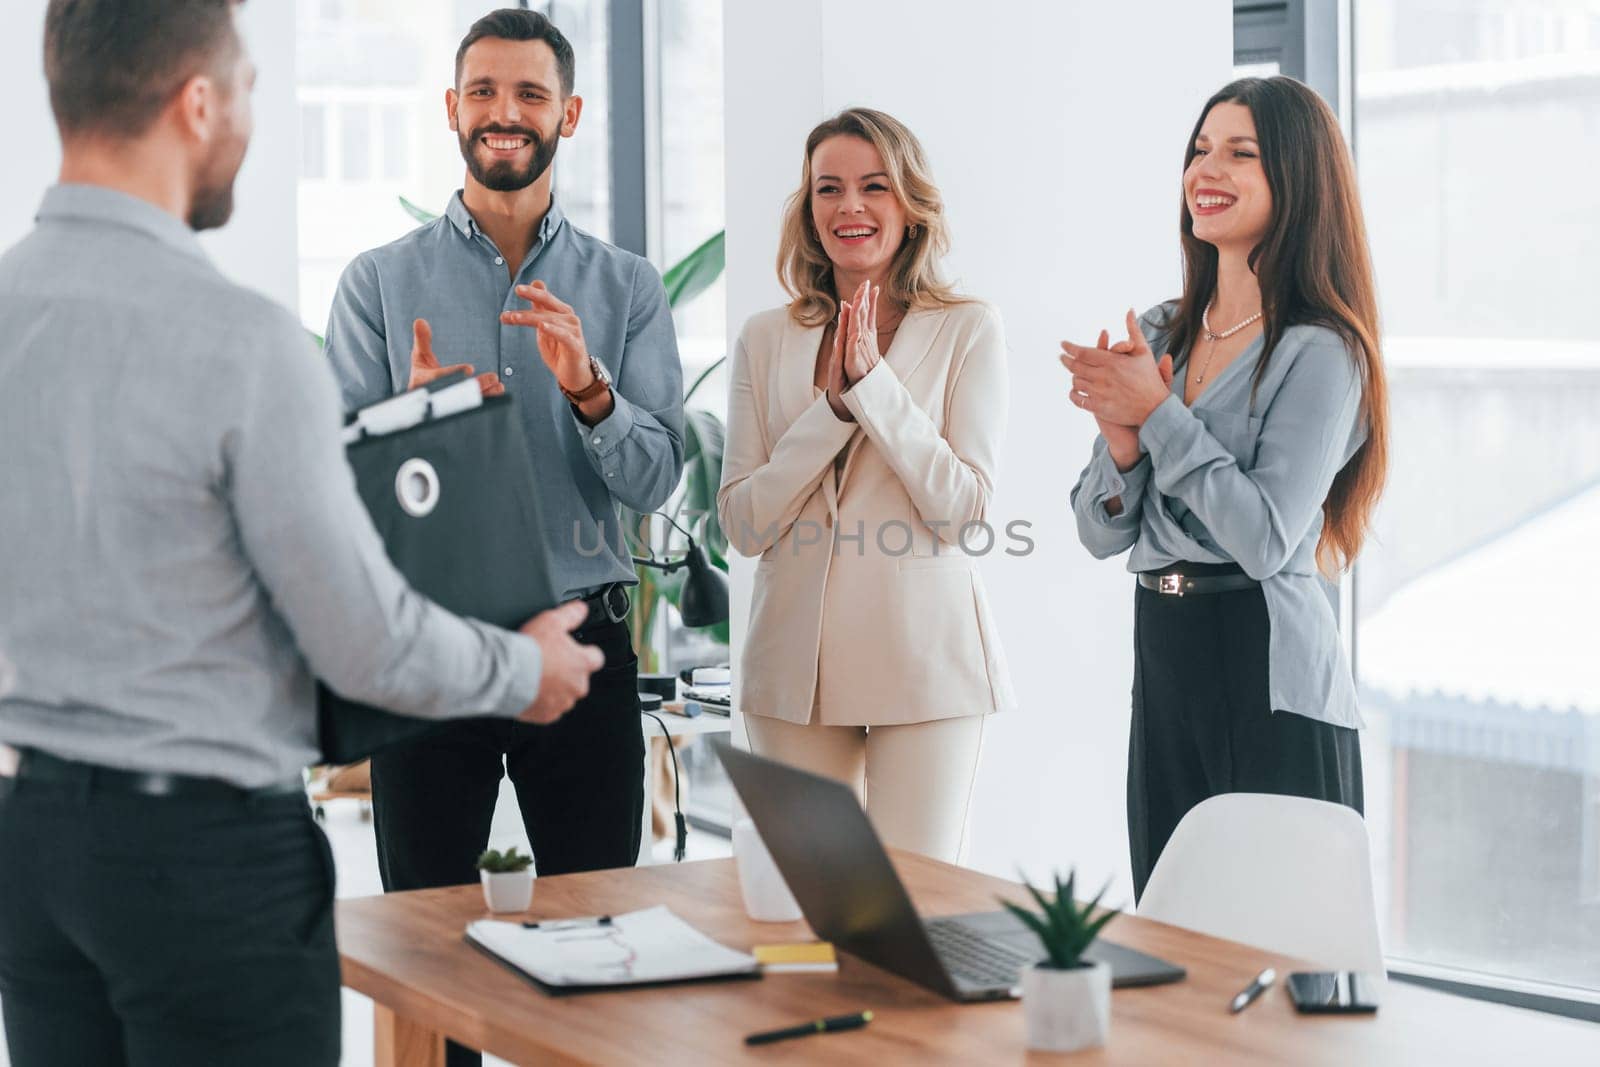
top-left (560, 355), bottom-right (612, 404)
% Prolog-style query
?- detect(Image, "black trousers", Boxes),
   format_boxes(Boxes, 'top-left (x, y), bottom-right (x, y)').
top-left (0, 775), bottom-right (339, 1067)
top-left (1128, 564), bottom-right (1364, 901)
top-left (369, 617), bottom-right (643, 1067)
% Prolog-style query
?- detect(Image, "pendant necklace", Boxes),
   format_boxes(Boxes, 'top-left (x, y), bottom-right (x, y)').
top-left (1194, 302), bottom-right (1263, 385)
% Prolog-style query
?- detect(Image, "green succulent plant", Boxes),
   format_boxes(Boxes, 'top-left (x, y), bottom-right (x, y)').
top-left (475, 846), bottom-right (534, 874)
top-left (1000, 870), bottom-right (1120, 971)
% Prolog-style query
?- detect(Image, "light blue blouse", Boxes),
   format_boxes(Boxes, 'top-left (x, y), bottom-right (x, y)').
top-left (1071, 303), bottom-right (1367, 730)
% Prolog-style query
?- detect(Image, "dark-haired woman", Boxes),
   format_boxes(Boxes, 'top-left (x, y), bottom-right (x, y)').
top-left (1062, 76), bottom-right (1389, 899)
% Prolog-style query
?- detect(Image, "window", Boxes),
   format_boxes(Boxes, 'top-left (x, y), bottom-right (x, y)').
top-left (1351, 0), bottom-right (1600, 1001)
top-left (295, 0), bottom-right (611, 336)
top-left (657, 0), bottom-right (727, 396)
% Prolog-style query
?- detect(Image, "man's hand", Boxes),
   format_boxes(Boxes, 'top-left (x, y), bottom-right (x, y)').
top-left (517, 600), bottom-right (604, 725)
top-left (407, 317), bottom-right (505, 397)
top-left (501, 282), bottom-right (595, 392)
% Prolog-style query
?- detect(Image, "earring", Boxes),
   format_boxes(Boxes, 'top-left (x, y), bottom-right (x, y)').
top-left (907, 224), bottom-right (919, 238)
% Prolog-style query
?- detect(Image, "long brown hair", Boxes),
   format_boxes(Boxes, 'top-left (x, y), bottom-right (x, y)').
top-left (776, 107), bottom-right (963, 326)
top-left (1164, 76), bottom-right (1388, 575)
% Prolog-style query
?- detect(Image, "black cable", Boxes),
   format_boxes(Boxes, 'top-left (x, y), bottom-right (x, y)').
top-left (643, 711), bottom-right (687, 862)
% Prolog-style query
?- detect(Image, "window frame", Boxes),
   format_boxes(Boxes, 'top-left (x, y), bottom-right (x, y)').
top-left (1235, 0), bottom-right (1600, 1020)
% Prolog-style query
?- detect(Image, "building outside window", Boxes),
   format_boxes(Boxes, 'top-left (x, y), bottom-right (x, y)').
top-left (1350, 0), bottom-right (1600, 1000)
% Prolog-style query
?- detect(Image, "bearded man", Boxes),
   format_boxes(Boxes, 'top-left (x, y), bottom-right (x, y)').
top-left (322, 18), bottom-right (683, 1064)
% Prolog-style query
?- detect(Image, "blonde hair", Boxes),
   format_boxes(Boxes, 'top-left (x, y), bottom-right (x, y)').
top-left (776, 107), bottom-right (962, 327)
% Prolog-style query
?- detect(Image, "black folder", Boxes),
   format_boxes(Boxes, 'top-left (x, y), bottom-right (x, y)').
top-left (316, 387), bottom-right (558, 764)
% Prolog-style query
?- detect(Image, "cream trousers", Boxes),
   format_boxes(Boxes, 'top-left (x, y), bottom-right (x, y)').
top-left (742, 713), bottom-right (986, 864)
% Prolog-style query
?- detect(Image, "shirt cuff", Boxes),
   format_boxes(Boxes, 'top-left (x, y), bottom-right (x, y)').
top-left (1086, 440), bottom-right (1148, 519)
top-left (1137, 393), bottom-right (1192, 461)
top-left (573, 389), bottom-right (636, 472)
top-left (491, 630), bottom-right (544, 719)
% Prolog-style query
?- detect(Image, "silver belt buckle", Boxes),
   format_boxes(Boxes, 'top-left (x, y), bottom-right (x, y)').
top-left (1158, 574), bottom-right (1186, 597)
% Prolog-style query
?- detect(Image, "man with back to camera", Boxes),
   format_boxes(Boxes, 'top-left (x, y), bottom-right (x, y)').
top-left (323, 6), bottom-right (685, 962)
top-left (0, 3), bottom-right (605, 1064)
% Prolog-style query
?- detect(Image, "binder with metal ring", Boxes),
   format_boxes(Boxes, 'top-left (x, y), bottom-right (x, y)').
top-left (316, 379), bottom-right (560, 764)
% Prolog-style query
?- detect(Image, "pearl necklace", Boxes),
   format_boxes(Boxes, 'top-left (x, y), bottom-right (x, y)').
top-left (1201, 303), bottom-right (1263, 341)
top-left (1194, 303), bottom-right (1263, 385)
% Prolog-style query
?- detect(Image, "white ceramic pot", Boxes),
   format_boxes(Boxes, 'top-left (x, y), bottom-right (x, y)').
top-left (480, 869), bottom-right (534, 913)
top-left (1021, 959), bottom-right (1111, 1053)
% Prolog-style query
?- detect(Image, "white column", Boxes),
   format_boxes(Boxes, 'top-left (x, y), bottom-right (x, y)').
top-left (0, 1), bottom-right (300, 314)
top-left (723, 1), bottom-right (1231, 899)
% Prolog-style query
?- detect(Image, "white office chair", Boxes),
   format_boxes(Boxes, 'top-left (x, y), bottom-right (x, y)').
top-left (1137, 793), bottom-right (1385, 978)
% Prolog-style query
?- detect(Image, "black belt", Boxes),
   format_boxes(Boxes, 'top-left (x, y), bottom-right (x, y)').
top-left (11, 748), bottom-right (302, 801)
top-left (577, 582), bottom-right (631, 630)
top-left (1137, 570), bottom-right (1259, 597)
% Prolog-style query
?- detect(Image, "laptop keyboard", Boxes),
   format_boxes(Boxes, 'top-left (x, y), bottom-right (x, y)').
top-left (924, 918), bottom-right (1039, 988)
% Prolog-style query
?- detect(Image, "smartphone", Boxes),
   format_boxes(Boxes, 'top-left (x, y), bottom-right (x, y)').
top-left (1285, 971), bottom-right (1382, 1014)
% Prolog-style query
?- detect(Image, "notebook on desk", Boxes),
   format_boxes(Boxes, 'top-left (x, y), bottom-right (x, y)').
top-left (465, 906), bottom-right (761, 995)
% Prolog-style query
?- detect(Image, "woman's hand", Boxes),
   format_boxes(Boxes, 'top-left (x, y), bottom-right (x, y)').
top-left (841, 279), bottom-right (884, 384)
top-left (825, 302), bottom-right (856, 422)
top-left (1061, 309), bottom-right (1174, 429)
top-left (1080, 330), bottom-right (1143, 470)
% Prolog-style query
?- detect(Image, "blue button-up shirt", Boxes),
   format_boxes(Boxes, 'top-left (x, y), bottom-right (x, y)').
top-left (324, 194), bottom-right (685, 603)
top-left (1071, 303), bottom-right (1367, 730)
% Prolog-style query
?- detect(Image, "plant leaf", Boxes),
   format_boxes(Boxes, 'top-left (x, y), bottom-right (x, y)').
top-left (679, 409), bottom-right (727, 562)
top-left (683, 355), bottom-right (727, 405)
top-left (398, 195), bottom-right (439, 224)
top-left (661, 230), bottom-right (725, 309)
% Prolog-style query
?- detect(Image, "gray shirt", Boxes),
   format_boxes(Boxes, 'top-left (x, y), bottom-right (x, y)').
top-left (0, 185), bottom-right (543, 788)
top-left (1071, 303), bottom-right (1367, 729)
top-left (324, 194), bottom-right (685, 603)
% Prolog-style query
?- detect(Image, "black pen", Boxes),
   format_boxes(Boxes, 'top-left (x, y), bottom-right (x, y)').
top-left (744, 1010), bottom-right (873, 1046)
top-left (1230, 967), bottom-right (1276, 1013)
top-left (521, 915), bottom-right (612, 930)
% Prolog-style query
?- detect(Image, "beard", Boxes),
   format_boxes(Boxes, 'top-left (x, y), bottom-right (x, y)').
top-left (188, 124), bottom-right (248, 231)
top-left (458, 119), bottom-right (561, 193)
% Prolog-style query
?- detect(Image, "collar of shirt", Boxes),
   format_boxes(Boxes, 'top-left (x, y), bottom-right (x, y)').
top-left (37, 184), bottom-right (210, 265)
top-left (443, 189), bottom-right (566, 272)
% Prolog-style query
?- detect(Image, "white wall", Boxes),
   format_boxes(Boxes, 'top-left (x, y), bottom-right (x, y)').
top-left (0, 1), bottom-right (299, 313)
top-left (724, 1), bottom-right (1231, 901)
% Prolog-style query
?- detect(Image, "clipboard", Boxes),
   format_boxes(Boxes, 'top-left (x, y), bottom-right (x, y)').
top-left (464, 906), bottom-right (762, 996)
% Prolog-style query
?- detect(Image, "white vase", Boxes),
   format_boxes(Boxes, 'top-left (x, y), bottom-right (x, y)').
top-left (731, 817), bottom-right (802, 922)
top-left (480, 869), bottom-right (534, 913)
top-left (1021, 959), bottom-right (1112, 1053)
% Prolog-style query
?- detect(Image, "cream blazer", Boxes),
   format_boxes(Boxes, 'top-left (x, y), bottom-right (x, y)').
top-left (717, 300), bottom-right (1014, 726)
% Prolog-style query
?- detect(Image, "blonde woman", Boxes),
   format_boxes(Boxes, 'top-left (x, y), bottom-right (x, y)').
top-left (717, 108), bottom-right (1012, 862)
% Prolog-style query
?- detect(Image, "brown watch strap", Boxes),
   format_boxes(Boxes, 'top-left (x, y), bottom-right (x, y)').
top-left (562, 369), bottom-right (610, 404)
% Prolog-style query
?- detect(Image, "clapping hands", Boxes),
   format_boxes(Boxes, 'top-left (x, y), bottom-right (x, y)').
top-left (823, 279), bottom-right (888, 422)
top-left (1059, 310), bottom-right (1174, 470)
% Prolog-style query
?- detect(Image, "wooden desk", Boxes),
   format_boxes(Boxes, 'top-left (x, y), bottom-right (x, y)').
top-left (338, 853), bottom-right (1598, 1066)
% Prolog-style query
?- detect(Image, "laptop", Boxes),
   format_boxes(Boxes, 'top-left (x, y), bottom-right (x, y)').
top-left (712, 739), bottom-right (1185, 1002)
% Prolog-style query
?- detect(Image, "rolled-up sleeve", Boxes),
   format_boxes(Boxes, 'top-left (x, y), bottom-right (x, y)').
top-left (571, 259), bottom-right (684, 512)
top-left (1070, 436), bottom-right (1150, 559)
top-left (323, 252), bottom-right (397, 413)
top-left (227, 311), bottom-right (542, 720)
top-left (1138, 334), bottom-right (1363, 580)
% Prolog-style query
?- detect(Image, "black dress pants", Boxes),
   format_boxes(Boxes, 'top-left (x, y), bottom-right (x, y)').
top-left (0, 774), bottom-right (339, 1067)
top-left (369, 617), bottom-right (643, 1067)
top-left (1128, 563), bottom-right (1364, 901)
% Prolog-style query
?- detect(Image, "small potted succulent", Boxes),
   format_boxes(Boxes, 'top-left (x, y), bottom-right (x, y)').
top-left (476, 846), bottom-right (534, 913)
top-left (1001, 870), bottom-right (1120, 1053)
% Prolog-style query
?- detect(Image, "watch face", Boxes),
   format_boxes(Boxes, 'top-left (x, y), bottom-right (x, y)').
top-left (591, 357), bottom-right (612, 386)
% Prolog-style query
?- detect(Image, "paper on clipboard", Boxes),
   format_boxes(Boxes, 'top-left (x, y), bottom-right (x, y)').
top-left (465, 905), bottom-right (760, 993)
